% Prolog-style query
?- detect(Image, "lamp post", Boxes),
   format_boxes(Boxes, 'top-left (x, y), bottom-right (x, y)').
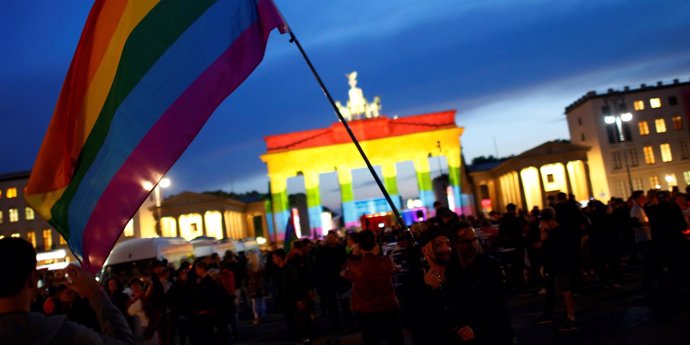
top-left (153, 177), bottom-right (171, 236)
top-left (604, 104), bottom-right (634, 195)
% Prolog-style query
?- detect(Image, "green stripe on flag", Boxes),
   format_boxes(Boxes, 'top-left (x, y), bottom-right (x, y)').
top-left (52, 0), bottom-right (218, 228)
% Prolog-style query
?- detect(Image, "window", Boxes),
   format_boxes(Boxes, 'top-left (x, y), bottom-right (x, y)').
top-left (6, 188), bottom-right (17, 199)
top-left (59, 235), bottom-right (67, 246)
top-left (27, 231), bottom-right (36, 248)
top-left (9, 208), bottom-right (19, 223)
top-left (638, 121), bottom-right (650, 135)
top-left (650, 98), bottom-right (661, 108)
top-left (633, 178), bottom-right (644, 191)
top-left (681, 140), bottom-right (690, 159)
top-left (669, 96), bottom-right (678, 106)
top-left (660, 143), bottom-right (672, 162)
top-left (665, 173), bottom-right (678, 188)
top-left (42, 229), bottom-right (53, 251)
top-left (655, 118), bottom-right (667, 133)
top-left (617, 181), bottom-right (627, 199)
top-left (612, 151), bottom-right (622, 169)
top-left (628, 148), bottom-right (639, 167)
top-left (685, 171), bottom-right (690, 185)
top-left (650, 176), bottom-right (660, 189)
top-left (580, 133), bottom-right (585, 142)
top-left (634, 100), bottom-right (645, 111)
top-left (673, 115), bottom-right (683, 130)
top-left (25, 207), bottom-right (35, 221)
top-left (643, 146), bottom-right (656, 165)
top-left (0, 210), bottom-right (3, 224)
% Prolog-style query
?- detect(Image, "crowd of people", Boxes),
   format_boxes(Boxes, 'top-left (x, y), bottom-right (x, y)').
top-left (2, 187), bottom-right (690, 345)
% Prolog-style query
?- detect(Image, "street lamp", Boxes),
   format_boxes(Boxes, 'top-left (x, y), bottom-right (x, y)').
top-left (603, 98), bottom-right (634, 195)
top-left (153, 177), bottom-right (171, 236)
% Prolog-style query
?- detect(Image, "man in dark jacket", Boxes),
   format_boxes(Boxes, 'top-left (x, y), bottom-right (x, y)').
top-left (0, 237), bottom-right (134, 345)
top-left (446, 222), bottom-right (516, 344)
top-left (402, 227), bottom-right (458, 344)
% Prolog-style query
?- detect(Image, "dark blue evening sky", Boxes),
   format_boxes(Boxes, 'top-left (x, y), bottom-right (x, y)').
top-left (1, 0), bottom-right (690, 209)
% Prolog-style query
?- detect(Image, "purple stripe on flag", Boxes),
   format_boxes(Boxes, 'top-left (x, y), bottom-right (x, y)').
top-left (80, 0), bottom-right (284, 271)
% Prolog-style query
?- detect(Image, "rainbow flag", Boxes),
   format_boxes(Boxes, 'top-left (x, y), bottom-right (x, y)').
top-left (25, 0), bottom-right (288, 273)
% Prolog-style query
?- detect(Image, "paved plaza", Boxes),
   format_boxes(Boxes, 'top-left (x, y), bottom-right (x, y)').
top-left (227, 263), bottom-right (690, 345)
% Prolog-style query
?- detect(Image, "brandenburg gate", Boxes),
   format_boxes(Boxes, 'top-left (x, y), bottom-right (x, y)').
top-left (261, 73), bottom-right (464, 240)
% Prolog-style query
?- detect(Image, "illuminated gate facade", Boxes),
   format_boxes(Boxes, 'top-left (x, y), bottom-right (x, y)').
top-left (261, 73), bottom-right (464, 240)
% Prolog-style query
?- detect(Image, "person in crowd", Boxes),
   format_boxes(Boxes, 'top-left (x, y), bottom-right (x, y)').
top-left (0, 237), bottom-right (134, 345)
top-left (586, 200), bottom-right (622, 288)
top-left (246, 251), bottom-right (267, 325)
top-left (127, 278), bottom-right (158, 345)
top-left (445, 222), bottom-right (516, 343)
top-left (402, 227), bottom-right (458, 344)
top-left (648, 190), bottom-right (687, 291)
top-left (218, 261), bottom-right (239, 335)
top-left (499, 203), bottom-right (527, 292)
top-left (315, 230), bottom-right (348, 329)
top-left (105, 277), bottom-right (130, 323)
top-left (44, 282), bottom-right (101, 331)
top-left (187, 260), bottom-right (231, 345)
top-left (553, 192), bottom-right (586, 290)
top-left (166, 267), bottom-right (193, 345)
top-left (537, 207), bottom-right (578, 332)
top-left (525, 207), bottom-right (545, 288)
top-left (342, 230), bottom-right (403, 345)
top-left (630, 190), bottom-right (655, 291)
top-left (272, 248), bottom-right (312, 343)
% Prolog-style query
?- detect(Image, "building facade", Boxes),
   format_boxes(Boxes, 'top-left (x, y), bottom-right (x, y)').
top-left (155, 191), bottom-right (268, 241)
top-left (565, 78), bottom-right (690, 200)
top-left (469, 141), bottom-right (593, 214)
top-left (0, 171), bottom-right (69, 255)
top-left (261, 73), bottom-right (465, 240)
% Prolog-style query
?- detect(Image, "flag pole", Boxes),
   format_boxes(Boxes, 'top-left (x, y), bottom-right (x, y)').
top-left (287, 31), bottom-right (412, 238)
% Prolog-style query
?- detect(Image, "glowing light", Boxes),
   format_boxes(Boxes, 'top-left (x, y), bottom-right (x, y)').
top-left (159, 177), bottom-right (171, 188)
top-left (604, 116), bottom-right (616, 124)
top-left (620, 113), bottom-right (633, 122)
top-left (36, 249), bottom-right (67, 262)
top-left (37, 261), bottom-right (70, 271)
top-left (446, 186), bottom-right (455, 211)
top-left (292, 208), bottom-right (302, 237)
top-left (142, 181), bottom-right (154, 191)
top-left (256, 237), bottom-right (267, 245)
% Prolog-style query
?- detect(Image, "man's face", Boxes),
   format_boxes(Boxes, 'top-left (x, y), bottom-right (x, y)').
top-left (326, 233), bottom-right (338, 246)
top-left (272, 255), bottom-right (283, 266)
top-left (430, 236), bottom-right (452, 265)
top-left (453, 227), bottom-right (479, 259)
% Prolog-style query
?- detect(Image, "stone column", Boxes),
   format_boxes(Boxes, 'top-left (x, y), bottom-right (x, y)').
top-left (264, 199), bottom-right (275, 242)
top-left (583, 161), bottom-right (594, 199)
top-left (563, 162), bottom-right (573, 196)
top-left (337, 166), bottom-right (357, 228)
top-left (517, 169), bottom-right (527, 212)
top-left (304, 171), bottom-right (323, 238)
top-left (269, 175), bottom-right (290, 241)
top-left (381, 161), bottom-right (402, 210)
top-left (414, 156), bottom-right (435, 210)
top-left (220, 209), bottom-right (228, 239)
top-left (537, 166), bottom-right (546, 208)
top-left (446, 150), bottom-right (462, 214)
